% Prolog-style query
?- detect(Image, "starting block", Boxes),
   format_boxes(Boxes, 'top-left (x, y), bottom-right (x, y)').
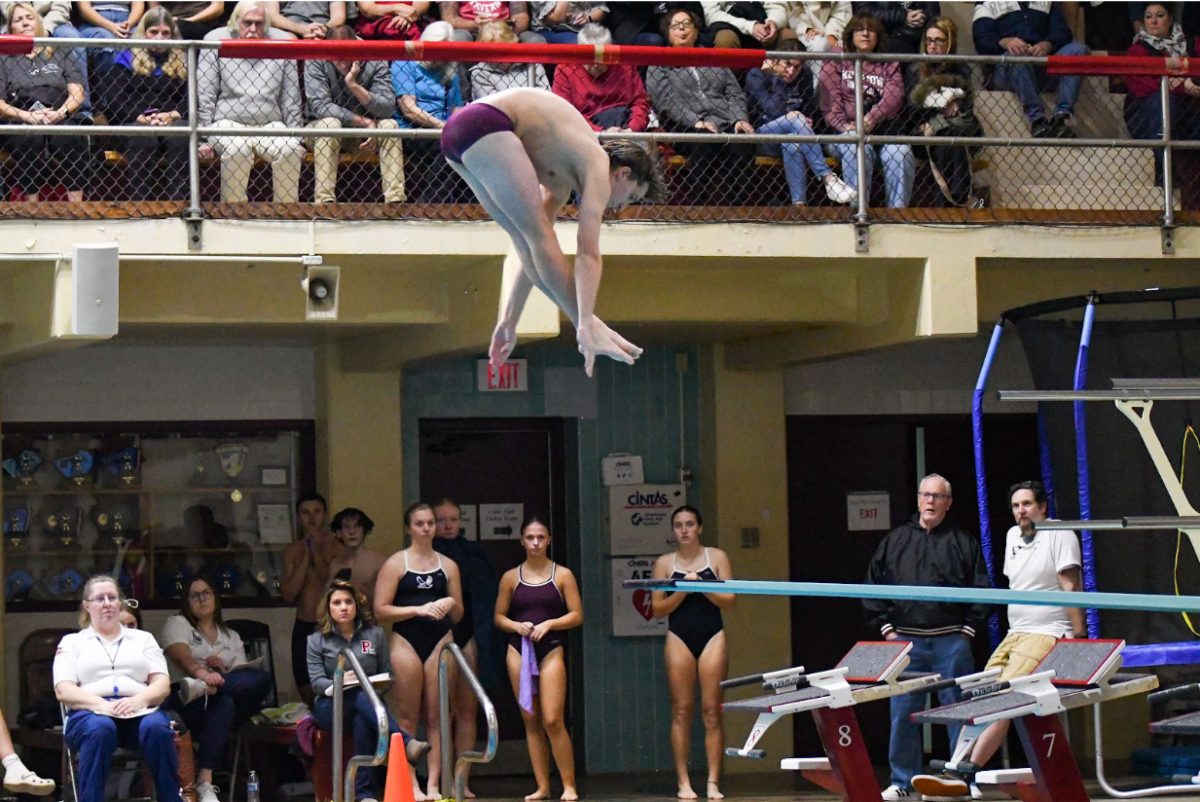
top-left (722, 641), bottom-right (944, 802)
top-left (914, 638), bottom-right (1158, 802)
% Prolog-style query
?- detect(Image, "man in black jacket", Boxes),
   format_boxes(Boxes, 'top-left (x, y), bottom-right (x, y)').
top-left (864, 473), bottom-right (990, 800)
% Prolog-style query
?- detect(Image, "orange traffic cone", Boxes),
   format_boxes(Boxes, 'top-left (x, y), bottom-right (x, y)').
top-left (382, 733), bottom-right (416, 802)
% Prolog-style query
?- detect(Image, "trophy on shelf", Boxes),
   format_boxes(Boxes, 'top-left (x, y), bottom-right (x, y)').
top-left (103, 447), bottom-right (141, 487)
top-left (45, 506), bottom-right (83, 548)
top-left (46, 567), bottom-right (86, 599)
top-left (54, 450), bottom-right (94, 488)
top-left (215, 443), bottom-right (249, 484)
top-left (215, 564), bottom-right (240, 596)
top-left (93, 505), bottom-right (133, 548)
top-left (2, 448), bottom-right (44, 488)
top-left (4, 569), bottom-right (34, 602)
top-left (3, 507), bottom-right (29, 550)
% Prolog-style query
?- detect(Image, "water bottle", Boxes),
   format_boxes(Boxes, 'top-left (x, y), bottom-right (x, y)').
top-left (246, 770), bottom-right (260, 802)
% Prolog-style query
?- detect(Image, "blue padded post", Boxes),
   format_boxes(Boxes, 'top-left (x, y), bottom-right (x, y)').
top-left (1073, 297), bottom-right (1099, 638)
top-left (973, 319), bottom-right (1005, 649)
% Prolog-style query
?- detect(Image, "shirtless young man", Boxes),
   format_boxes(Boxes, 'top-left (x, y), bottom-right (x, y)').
top-left (440, 87), bottom-right (667, 377)
top-left (281, 491), bottom-right (337, 704)
top-left (327, 506), bottom-right (387, 602)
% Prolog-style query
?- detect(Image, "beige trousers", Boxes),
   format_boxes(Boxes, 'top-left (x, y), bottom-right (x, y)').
top-left (210, 119), bottom-right (304, 203)
top-left (307, 117), bottom-right (406, 203)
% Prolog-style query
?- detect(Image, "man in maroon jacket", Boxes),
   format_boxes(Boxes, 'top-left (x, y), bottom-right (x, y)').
top-left (552, 23), bottom-right (651, 133)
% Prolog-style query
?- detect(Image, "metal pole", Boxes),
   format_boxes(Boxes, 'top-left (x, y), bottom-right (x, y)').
top-left (439, 645), bottom-right (452, 800)
top-left (187, 43), bottom-right (201, 217)
top-left (438, 642), bottom-right (500, 802)
top-left (1160, 74), bottom-right (1175, 228)
top-left (342, 648), bottom-right (391, 802)
top-left (332, 652), bottom-right (346, 802)
top-left (853, 57), bottom-right (868, 224)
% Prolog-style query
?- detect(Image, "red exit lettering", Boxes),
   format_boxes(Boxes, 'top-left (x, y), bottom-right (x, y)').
top-left (859, 509), bottom-right (878, 518)
top-left (488, 362), bottom-right (521, 390)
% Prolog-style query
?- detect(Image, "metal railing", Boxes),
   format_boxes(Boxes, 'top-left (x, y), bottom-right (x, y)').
top-left (438, 642), bottom-right (498, 802)
top-left (331, 647), bottom-right (390, 802)
top-left (0, 35), bottom-right (1194, 248)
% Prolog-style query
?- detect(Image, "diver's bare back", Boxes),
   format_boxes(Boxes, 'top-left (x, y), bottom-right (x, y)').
top-left (475, 88), bottom-right (605, 199)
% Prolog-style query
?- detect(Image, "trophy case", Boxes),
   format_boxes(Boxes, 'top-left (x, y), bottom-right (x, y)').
top-left (1, 420), bottom-right (315, 611)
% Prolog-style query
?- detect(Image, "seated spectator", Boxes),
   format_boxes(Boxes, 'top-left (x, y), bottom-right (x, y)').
top-left (530, 1), bottom-right (606, 44)
top-left (76, 1), bottom-right (145, 76)
top-left (101, 6), bottom-right (189, 200)
top-left (851, 1), bottom-right (937, 53)
top-left (355, 1), bottom-right (430, 41)
top-left (469, 19), bottom-right (550, 98)
top-left (606, 1), bottom-right (664, 46)
top-left (197, 0), bottom-right (304, 203)
top-left (149, 2), bottom-right (225, 39)
top-left (780, 0), bottom-right (850, 53)
top-left (819, 11), bottom-right (914, 208)
top-left (440, 1), bottom-right (543, 43)
top-left (648, 7), bottom-right (757, 205)
top-left (54, 575), bottom-right (181, 802)
top-left (393, 20), bottom-right (468, 202)
top-left (161, 576), bottom-right (271, 802)
top-left (306, 24), bottom-right (405, 204)
top-left (908, 16), bottom-right (982, 207)
top-left (267, 0), bottom-right (347, 39)
top-left (701, 1), bottom-right (785, 49)
top-left (746, 39), bottom-right (855, 206)
top-left (553, 23), bottom-right (650, 132)
top-left (972, 0), bottom-right (1089, 138)
top-left (1124, 2), bottom-right (1200, 206)
top-left (0, 2), bottom-right (94, 116)
top-left (0, 3), bottom-right (90, 202)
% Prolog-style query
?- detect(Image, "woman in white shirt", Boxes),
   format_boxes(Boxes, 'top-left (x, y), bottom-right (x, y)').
top-left (53, 574), bottom-right (181, 802)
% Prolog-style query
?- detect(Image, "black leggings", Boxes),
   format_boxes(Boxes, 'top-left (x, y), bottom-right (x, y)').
top-left (4, 129), bottom-right (90, 194)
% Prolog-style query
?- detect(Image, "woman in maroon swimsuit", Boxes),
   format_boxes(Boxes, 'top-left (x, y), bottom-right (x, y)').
top-left (494, 517), bottom-right (583, 802)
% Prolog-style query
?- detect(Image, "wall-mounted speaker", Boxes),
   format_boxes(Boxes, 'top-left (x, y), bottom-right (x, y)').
top-left (53, 242), bottom-right (119, 338)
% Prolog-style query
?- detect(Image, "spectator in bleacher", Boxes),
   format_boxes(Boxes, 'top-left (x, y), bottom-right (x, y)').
top-left (393, 20), bottom-right (468, 202)
top-left (197, 0), bottom-right (304, 203)
top-left (553, 23), bottom-right (650, 133)
top-left (306, 24), bottom-right (406, 204)
top-left (648, 7), bottom-right (757, 205)
top-left (149, 2), bottom-right (225, 39)
top-left (1124, 2), bottom-right (1200, 206)
top-left (818, 11), bottom-right (914, 208)
top-left (747, 39), bottom-right (856, 206)
top-left (850, 1), bottom-right (937, 53)
top-left (701, 1), bottom-right (785, 49)
top-left (0, 2), bottom-right (94, 117)
top-left (102, 6), bottom-right (189, 200)
top-left (266, 1), bottom-right (348, 39)
top-left (779, 1), bottom-right (850, 53)
top-left (606, 1), bottom-right (666, 46)
top-left (0, 3), bottom-right (90, 202)
top-left (355, 1), bottom-right (430, 41)
top-left (469, 19), bottom-right (550, 98)
top-left (76, 1), bottom-right (146, 76)
top-left (908, 16), bottom-right (982, 207)
top-left (972, 0), bottom-right (1089, 139)
top-left (529, 1), bottom-right (607, 45)
top-left (440, 1), bottom-right (543, 43)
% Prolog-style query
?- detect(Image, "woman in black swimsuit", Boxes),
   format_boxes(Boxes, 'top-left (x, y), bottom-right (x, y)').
top-left (651, 506), bottom-right (736, 801)
top-left (374, 503), bottom-right (463, 802)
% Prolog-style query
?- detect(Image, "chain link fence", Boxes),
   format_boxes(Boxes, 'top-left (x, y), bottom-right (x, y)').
top-left (0, 37), bottom-right (1194, 227)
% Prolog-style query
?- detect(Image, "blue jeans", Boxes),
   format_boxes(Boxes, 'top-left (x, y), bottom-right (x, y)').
top-left (887, 634), bottom-right (975, 790)
top-left (991, 40), bottom-right (1090, 122)
top-left (831, 135), bottom-right (915, 208)
top-left (65, 708), bottom-right (182, 802)
top-left (757, 113), bottom-right (830, 204)
top-left (534, 28), bottom-right (583, 45)
top-left (50, 23), bottom-right (91, 114)
top-left (313, 689), bottom-right (408, 801)
top-left (169, 668), bottom-right (272, 771)
top-left (77, 7), bottom-right (130, 74)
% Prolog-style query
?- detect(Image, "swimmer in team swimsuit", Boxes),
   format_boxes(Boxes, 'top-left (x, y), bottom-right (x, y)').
top-left (440, 87), bottom-right (667, 377)
top-left (651, 506), bottom-right (736, 801)
top-left (374, 503), bottom-right (463, 801)
top-left (494, 517), bottom-right (583, 802)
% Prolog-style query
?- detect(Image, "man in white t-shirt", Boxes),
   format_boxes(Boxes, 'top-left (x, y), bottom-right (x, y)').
top-left (913, 480), bottom-right (1086, 801)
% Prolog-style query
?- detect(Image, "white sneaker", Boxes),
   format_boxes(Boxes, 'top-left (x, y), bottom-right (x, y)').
top-left (3, 765), bottom-right (55, 796)
top-left (824, 175), bottom-right (857, 204)
top-left (970, 785), bottom-right (982, 800)
top-left (196, 782), bottom-right (221, 802)
top-left (882, 785), bottom-right (912, 800)
top-left (178, 677), bottom-right (209, 706)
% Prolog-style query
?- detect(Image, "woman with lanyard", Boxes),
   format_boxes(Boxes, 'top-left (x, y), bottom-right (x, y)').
top-left (650, 506), bottom-right (735, 801)
top-left (160, 575), bottom-right (272, 802)
top-left (53, 574), bottom-right (181, 802)
top-left (309, 578), bottom-right (429, 802)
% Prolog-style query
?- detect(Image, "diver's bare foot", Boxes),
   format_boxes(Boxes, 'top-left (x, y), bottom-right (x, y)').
top-left (426, 780), bottom-right (440, 799)
top-left (411, 785), bottom-right (428, 802)
top-left (576, 316), bottom-right (641, 376)
top-left (463, 788), bottom-right (477, 799)
top-left (560, 787), bottom-right (578, 801)
top-left (677, 784), bottom-right (698, 800)
top-left (524, 790), bottom-right (550, 801)
top-left (706, 781), bottom-right (724, 800)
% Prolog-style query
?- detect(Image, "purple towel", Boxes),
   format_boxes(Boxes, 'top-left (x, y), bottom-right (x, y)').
top-left (518, 636), bottom-right (540, 714)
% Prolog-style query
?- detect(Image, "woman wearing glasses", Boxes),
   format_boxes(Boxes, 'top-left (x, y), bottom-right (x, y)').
top-left (53, 574), bottom-right (182, 802)
top-left (161, 576), bottom-right (272, 802)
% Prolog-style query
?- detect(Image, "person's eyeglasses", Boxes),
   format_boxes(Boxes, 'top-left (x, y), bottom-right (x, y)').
top-left (88, 594), bottom-right (121, 604)
top-left (189, 589), bottom-right (214, 601)
top-left (917, 492), bottom-right (949, 501)
top-left (925, 36), bottom-right (948, 46)
top-left (669, 21), bottom-right (695, 31)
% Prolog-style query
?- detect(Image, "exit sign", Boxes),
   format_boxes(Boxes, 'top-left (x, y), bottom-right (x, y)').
top-left (477, 359), bottom-right (528, 392)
